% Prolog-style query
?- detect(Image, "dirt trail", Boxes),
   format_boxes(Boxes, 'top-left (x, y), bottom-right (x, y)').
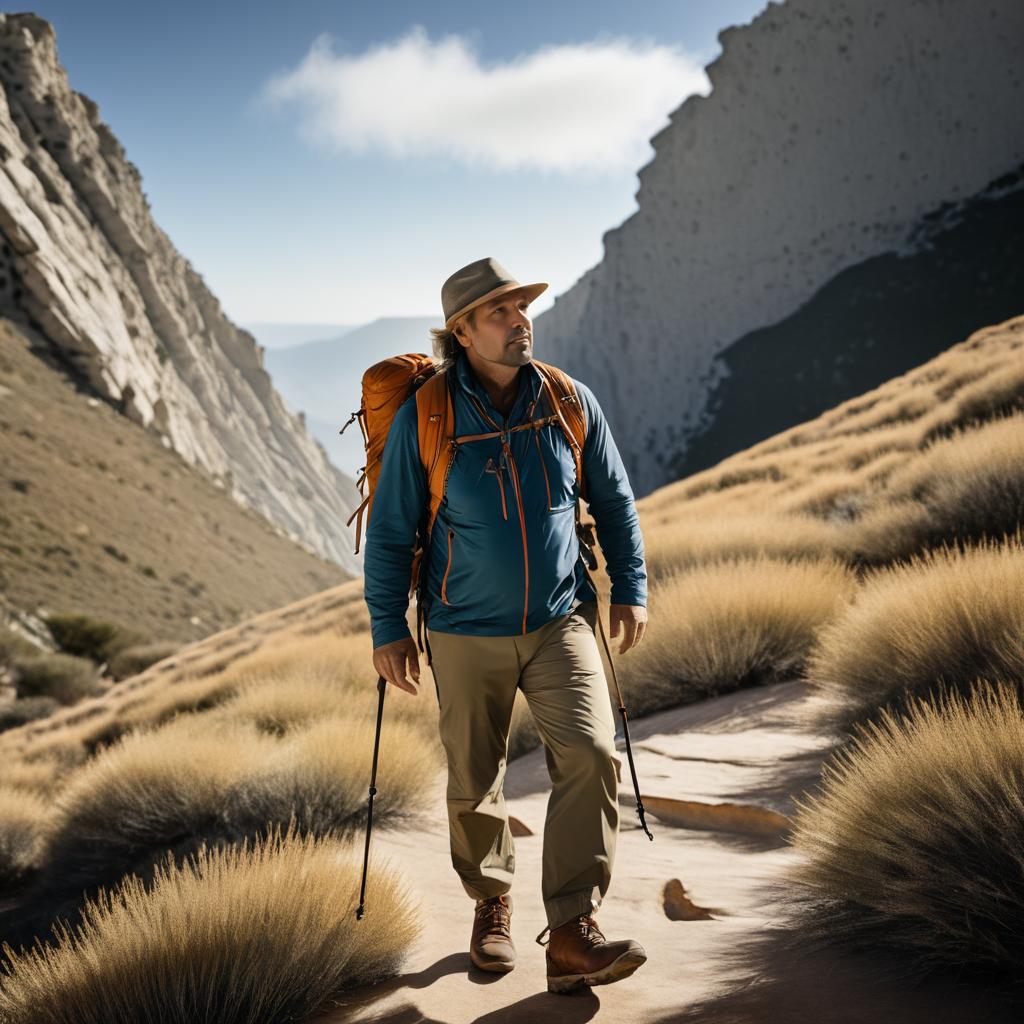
top-left (321, 679), bottom-right (874, 1022)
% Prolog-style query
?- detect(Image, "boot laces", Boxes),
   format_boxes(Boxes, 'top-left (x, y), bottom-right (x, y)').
top-left (475, 895), bottom-right (511, 937)
top-left (573, 913), bottom-right (605, 945)
top-left (537, 912), bottom-right (605, 948)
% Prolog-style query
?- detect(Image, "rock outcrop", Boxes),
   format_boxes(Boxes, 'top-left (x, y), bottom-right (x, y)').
top-left (0, 13), bottom-right (361, 574)
top-left (534, 0), bottom-right (1024, 495)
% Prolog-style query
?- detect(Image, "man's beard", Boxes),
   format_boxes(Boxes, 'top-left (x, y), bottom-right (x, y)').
top-left (506, 333), bottom-right (532, 362)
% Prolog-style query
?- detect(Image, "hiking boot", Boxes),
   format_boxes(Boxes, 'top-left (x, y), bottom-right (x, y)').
top-left (470, 893), bottom-right (516, 972)
top-left (536, 912), bottom-right (647, 994)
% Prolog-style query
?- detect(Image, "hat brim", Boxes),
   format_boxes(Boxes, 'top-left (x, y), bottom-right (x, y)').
top-left (445, 281), bottom-right (548, 332)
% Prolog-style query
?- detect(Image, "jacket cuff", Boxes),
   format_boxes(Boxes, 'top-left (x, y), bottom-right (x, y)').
top-left (371, 621), bottom-right (414, 649)
top-left (609, 585), bottom-right (647, 607)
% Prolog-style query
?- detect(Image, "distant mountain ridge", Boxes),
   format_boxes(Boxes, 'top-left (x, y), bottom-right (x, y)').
top-left (0, 13), bottom-right (361, 574)
top-left (259, 316), bottom-right (438, 480)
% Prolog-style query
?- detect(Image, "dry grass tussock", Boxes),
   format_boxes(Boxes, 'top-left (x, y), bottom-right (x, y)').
top-left (0, 789), bottom-right (50, 890)
top-left (786, 680), bottom-right (1024, 991)
top-left (642, 510), bottom-right (842, 583)
top-left (0, 820), bottom-right (418, 1024)
top-left (806, 529), bottom-right (1024, 732)
top-left (2, 631), bottom-right (434, 788)
top-left (616, 552), bottom-right (857, 717)
top-left (845, 408), bottom-right (1024, 564)
top-left (1, 703), bottom-right (439, 951)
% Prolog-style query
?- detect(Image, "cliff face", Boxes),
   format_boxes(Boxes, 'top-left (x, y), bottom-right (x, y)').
top-left (0, 13), bottom-right (361, 574)
top-left (534, 0), bottom-right (1024, 496)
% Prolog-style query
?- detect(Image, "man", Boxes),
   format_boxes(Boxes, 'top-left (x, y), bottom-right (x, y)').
top-left (363, 256), bottom-right (649, 995)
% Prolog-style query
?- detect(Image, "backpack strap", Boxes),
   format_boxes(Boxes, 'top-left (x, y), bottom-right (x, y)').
top-left (415, 367), bottom-right (456, 547)
top-left (412, 367), bottom-right (456, 665)
top-left (531, 360), bottom-right (588, 503)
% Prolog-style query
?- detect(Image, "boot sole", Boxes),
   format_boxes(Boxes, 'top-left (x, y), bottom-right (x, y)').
top-left (547, 947), bottom-right (647, 994)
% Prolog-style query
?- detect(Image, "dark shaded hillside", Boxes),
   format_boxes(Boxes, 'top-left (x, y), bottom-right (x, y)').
top-left (673, 165), bottom-right (1024, 478)
top-left (0, 318), bottom-right (351, 646)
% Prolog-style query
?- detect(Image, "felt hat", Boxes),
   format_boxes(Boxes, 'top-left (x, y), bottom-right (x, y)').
top-left (441, 257), bottom-right (548, 332)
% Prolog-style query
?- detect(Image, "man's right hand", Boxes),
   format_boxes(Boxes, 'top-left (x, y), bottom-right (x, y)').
top-left (372, 636), bottom-right (421, 696)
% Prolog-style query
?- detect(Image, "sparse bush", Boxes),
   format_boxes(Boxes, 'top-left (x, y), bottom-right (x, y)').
top-left (806, 531), bottom-right (1024, 732)
top-left (0, 696), bottom-right (58, 732)
top-left (0, 820), bottom-right (420, 1023)
top-left (12, 652), bottom-right (104, 706)
top-left (787, 680), bottom-right (1024, 988)
top-left (0, 626), bottom-right (38, 664)
top-left (106, 641), bottom-right (180, 681)
top-left (42, 613), bottom-right (144, 666)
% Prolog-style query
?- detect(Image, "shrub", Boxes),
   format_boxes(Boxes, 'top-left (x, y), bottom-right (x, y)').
top-left (0, 820), bottom-right (419, 1023)
top-left (42, 613), bottom-right (143, 665)
top-left (12, 653), bottom-right (104, 706)
top-left (0, 626), bottom-right (38, 664)
top-left (787, 680), bottom-right (1024, 987)
top-left (0, 696), bottom-right (58, 732)
top-left (106, 641), bottom-right (180, 681)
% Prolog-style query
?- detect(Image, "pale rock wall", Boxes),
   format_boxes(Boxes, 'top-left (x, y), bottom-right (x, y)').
top-left (534, 0), bottom-right (1024, 495)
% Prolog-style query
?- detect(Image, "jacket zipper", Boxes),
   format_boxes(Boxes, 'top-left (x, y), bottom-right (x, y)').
top-left (468, 391), bottom-right (531, 634)
top-left (488, 457), bottom-right (508, 520)
top-left (441, 527), bottom-right (454, 604)
top-left (503, 436), bottom-right (530, 634)
top-left (533, 426), bottom-right (552, 511)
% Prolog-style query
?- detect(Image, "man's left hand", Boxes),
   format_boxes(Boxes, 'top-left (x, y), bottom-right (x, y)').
top-left (608, 603), bottom-right (647, 654)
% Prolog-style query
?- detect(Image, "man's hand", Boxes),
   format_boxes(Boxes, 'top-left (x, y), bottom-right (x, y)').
top-left (372, 636), bottom-right (421, 696)
top-left (608, 604), bottom-right (647, 654)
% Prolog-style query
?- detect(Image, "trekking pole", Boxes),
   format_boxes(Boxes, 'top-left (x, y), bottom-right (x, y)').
top-left (355, 674), bottom-right (388, 920)
top-left (594, 603), bottom-right (654, 841)
top-left (577, 519), bottom-right (654, 842)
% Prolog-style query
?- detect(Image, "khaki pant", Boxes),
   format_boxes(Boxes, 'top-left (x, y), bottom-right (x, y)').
top-left (425, 599), bottom-right (623, 931)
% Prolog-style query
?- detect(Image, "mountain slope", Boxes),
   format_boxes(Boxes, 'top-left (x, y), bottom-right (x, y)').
top-left (0, 317), bottom-right (350, 646)
top-left (0, 13), bottom-right (360, 574)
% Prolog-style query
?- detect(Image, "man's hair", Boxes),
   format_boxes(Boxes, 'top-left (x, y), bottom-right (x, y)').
top-left (428, 307), bottom-right (475, 371)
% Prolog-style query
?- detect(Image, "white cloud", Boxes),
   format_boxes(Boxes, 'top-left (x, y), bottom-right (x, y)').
top-left (258, 26), bottom-right (708, 174)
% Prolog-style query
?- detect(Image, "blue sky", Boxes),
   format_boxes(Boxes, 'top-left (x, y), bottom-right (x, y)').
top-left (28, 1), bottom-right (768, 330)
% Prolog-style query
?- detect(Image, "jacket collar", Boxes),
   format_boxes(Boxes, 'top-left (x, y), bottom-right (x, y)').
top-left (452, 348), bottom-right (544, 417)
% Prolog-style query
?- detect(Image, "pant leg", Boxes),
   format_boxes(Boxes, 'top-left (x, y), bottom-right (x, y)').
top-left (425, 626), bottom-right (521, 900)
top-left (516, 600), bottom-right (623, 930)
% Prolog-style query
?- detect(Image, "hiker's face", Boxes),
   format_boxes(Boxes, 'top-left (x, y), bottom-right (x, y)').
top-left (458, 292), bottom-right (533, 367)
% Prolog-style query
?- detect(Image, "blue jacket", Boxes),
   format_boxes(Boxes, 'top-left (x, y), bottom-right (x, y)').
top-left (362, 349), bottom-right (647, 648)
